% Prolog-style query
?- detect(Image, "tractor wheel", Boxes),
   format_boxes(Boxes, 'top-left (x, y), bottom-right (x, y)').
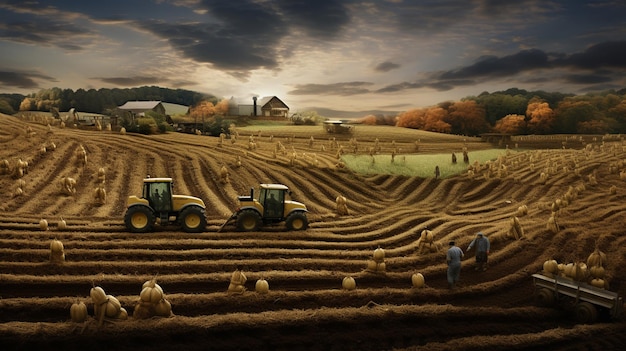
top-left (236, 209), bottom-right (262, 231)
top-left (124, 206), bottom-right (155, 233)
top-left (286, 212), bottom-right (308, 231)
top-left (575, 302), bottom-right (598, 324)
top-left (180, 206), bottom-right (207, 233)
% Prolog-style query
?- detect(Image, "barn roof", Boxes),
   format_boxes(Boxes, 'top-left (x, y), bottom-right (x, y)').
top-left (118, 101), bottom-right (162, 111)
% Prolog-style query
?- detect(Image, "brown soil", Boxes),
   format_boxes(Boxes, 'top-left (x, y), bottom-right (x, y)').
top-left (1, 114), bottom-right (625, 351)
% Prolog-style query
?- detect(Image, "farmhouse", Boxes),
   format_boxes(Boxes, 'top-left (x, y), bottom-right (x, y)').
top-left (229, 96), bottom-right (290, 118)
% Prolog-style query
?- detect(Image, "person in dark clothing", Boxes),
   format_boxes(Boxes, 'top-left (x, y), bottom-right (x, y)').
top-left (446, 240), bottom-right (464, 289)
top-left (467, 232), bottom-right (490, 271)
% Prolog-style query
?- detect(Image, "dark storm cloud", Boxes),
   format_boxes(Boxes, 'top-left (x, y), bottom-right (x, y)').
top-left (0, 20), bottom-right (92, 50)
top-left (129, 0), bottom-right (351, 72)
top-left (560, 41), bottom-right (626, 69)
top-left (276, 0), bottom-right (350, 39)
top-left (0, 1), bottom-right (96, 51)
top-left (564, 74), bottom-right (613, 84)
top-left (374, 61), bottom-right (401, 73)
top-left (379, 41), bottom-right (626, 94)
top-left (0, 70), bottom-right (58, 89)
top-left (437, 49), bottom-right (551, 80)
top-left (289, 82), bottom-right (373, 96)
top-left (95, 76), bottom-right (166, 86)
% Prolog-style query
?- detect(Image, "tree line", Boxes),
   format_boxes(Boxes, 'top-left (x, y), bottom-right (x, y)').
top-left (363, 87), bottom-right (626, 135)
top-left (0, 86), bottom-right (215, 116)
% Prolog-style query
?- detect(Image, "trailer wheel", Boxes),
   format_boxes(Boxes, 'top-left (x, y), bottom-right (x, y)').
top-left (535, 288), bottom-right (555, 307)
top-left (575, 302), bottom-right (598, 324)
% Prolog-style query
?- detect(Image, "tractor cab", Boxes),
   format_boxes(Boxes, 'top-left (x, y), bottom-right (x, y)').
top-left (259, 184), bottom-right (286, 219)
top-left (143, 178), bottom-right (172, 213)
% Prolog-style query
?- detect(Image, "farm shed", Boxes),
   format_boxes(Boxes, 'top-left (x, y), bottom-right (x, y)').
top-left (118, 101), bottom-right (166, 116)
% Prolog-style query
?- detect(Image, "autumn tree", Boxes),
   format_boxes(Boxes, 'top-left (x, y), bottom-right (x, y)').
top-left (359, 114), bottom-right (378, 125)
top-left (445, 100), bottom-right (488, 136)
top-left (526, 101), bottom-right (555, 134)
top-left (554, 99), bottom-right (602, 134)
top-left (396, 108), bottom-right (427, 129)
top-left (492, 114), bottom-right (525, 134)
top-left (423, 107), bottom-right (451, 133)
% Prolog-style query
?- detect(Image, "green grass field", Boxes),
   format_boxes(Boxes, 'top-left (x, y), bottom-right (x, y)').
top-left (342, 149), bottom-right (513, 178)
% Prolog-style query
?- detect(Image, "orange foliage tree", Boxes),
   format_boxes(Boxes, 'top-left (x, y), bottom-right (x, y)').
top-left (492, 114), bottom-right (525, 134)
top-left (445, 100), bottom-right (488, 136)
top-left (396, 107), bottom-right (451, 133)
top-left (396, 108), bottom-right (427, 129)
top-left (526, 101), bottom-right (555, 134)
top-left (190, 99), bottom-right (229, 121)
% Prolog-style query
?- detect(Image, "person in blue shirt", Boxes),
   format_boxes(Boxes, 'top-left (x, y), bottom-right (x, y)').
top-left (467, 232), bottom-right (490, 271)
top-left (446, 240), bottom-right (464, 289)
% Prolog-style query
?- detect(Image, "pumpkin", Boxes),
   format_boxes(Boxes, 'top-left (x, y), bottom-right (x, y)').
top-left (58, 217), bottom-right (67, 230)
top-left (116, 307), bottom-right (128, 320)
top-left (70, 300), bottom-right (88, 323)
top-left (590, 278), bottom-right (605, 289)
top-left (342, 276), bottom-right (356, 290)
top-left (589, 265), bottom-right (605, 279)
top-left (411, 273), bottom-right (425, 288)
top-left (133, 302), bottom-right (153, 320)
top-left (255, 278), bottom-right (270, 294)
top-left (49, 239), bottom-right (65, 264)
top-left (90, 286), bottom-right (107, 305)
top-left (39, 218), bottom-right (48, 231)
top-left (373, 247), bottom-right (385, 263)
top-left (154, 298), bottom-right (172, 317)
top-left (103, 295), bottom-right (121, 318)
top-left (586, 247), bottom-right (607, 267)
top-left (366, 260), bottom-right (377, 272)
top-left (376, 262), bottom-right (386, 272)
top-left (542, 259), bottom-right (558, 275)
top-left (140, 279), bottom-right (164, 304)
top-left (573, 262), bottom-right (587, 282)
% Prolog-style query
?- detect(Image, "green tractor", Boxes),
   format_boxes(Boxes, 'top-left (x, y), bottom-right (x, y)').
top-left (220, 183), bottom-right (308, 232)
top-left (124, 177), bottom-right (207, 233)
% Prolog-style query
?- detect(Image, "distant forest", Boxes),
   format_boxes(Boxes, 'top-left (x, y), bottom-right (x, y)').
top-left (2, 86), bottom-right (626, 135)
top-left (0, 86), bottom-right (215, 116)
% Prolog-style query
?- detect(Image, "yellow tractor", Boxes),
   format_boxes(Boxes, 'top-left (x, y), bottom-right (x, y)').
top-left (124, 177), bottom-right (207, 233)
top-left (220, 184), bottom-right (308, 232)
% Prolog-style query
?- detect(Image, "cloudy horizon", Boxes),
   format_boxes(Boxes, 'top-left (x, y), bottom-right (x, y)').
top-left (1, 0), bottom-right (625, 114)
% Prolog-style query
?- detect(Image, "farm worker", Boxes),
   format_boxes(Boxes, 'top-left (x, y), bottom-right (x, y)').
top-left (446, 241), bottom-right (464, 290)
top-left (434, 165), bottom-right (440, 179)
top-left (467, 232), bottom-right (490, 271)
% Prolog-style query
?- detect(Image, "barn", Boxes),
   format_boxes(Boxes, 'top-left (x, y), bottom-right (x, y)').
top-left (118, 101), bottom-right (166, 116)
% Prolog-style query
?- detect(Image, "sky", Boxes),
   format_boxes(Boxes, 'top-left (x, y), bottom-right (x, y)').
top-left (0, 0), bottom-right (625, 115)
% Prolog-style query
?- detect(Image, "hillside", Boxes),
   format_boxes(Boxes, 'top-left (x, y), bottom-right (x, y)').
top-left (1, 114), bottom-right (625, 350)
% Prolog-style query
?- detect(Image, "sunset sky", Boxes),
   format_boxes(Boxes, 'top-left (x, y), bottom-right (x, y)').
top-left (0, 0), bottom-right (625, 114)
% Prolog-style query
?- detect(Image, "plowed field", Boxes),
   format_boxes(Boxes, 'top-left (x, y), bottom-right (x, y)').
top-left (1, 114), bottom-right (625, 351)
